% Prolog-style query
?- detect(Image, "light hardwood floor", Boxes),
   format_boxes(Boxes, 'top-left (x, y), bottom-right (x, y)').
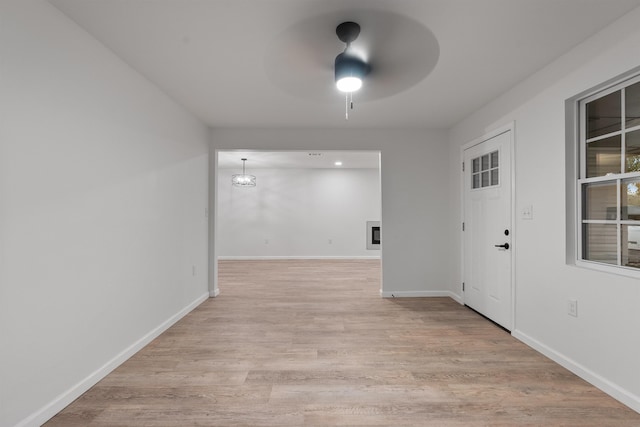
top-left (46, 259), bottom-right (640, 426)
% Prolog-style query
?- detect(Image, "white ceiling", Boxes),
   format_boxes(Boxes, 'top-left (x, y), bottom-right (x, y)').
top-left (50, 0), bottom-right (640, 129)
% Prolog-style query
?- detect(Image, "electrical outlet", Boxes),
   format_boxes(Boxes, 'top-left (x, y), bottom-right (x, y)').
top-left (521, 205), bottom-right (533, 220)
top-left (328, 239), bottom-right (333, 244)
top-left (568, 299), bottom-right (578, 317)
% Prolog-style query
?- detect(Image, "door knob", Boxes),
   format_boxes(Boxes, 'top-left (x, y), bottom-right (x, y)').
top-left (495, 243), bottom-right (510, 249)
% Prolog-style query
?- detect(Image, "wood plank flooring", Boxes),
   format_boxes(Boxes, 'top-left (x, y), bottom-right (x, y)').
top-left (46, 259), bottom-right (640, 426)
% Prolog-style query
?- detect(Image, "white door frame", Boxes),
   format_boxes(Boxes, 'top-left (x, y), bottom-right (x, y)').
top-left (208, 148), bottom-right (384, 297)
top-left (460, 122), bottom-right (516, 331)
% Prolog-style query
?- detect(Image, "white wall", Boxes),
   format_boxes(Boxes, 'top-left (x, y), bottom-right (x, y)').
top-left (448, 7), bottom-right (640, 413)
top-left (217, 167), bottom-right (381, 258)
top-left (0, 1), bottom-right (210, 426)
top-left (211, 128), bottom-right (453, 297)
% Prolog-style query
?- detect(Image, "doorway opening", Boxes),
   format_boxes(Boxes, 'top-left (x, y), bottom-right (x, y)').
top-left (211, 150), bottom-right (382, 295)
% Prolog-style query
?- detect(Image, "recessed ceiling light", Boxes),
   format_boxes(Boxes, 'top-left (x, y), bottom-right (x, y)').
top-left (334, 161), bottom-right (343, 166)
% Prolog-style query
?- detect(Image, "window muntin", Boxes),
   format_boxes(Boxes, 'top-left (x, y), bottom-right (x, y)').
top-left (578, 74), bottom-right (640, 270)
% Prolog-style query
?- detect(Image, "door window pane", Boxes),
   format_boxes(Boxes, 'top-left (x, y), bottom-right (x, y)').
top-left (626, 82), bottom-right (640, 129)
top-left (587, 90), bottom-right (621, 139)
top-left (481, 154), bottom-right (489, 170)
top-left (583, 182), bottom-right (617, 220)
top-left (625, 130), bottom-right (640, 172)
top-left (582, 224), bottom-right (617, 265)
top-left (481, 171), bottom-right (490, 187)
top-left (472, 174), bottom-right (479, 189)
top-left (471, 150), bottom-right (499, 190)
top-left (586, 135), bottom-right (621, 177)
top-left (491, 151), bottom-right (499, 168)
top-left (491, 169), bottom-right (499, 186)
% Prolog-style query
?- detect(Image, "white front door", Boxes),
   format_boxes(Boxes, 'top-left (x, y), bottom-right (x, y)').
top-left (463, 129), bottom-right (513, 330)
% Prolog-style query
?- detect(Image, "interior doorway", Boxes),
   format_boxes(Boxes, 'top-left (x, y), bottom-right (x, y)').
top-left (211, 150), bottom-right (382, 295)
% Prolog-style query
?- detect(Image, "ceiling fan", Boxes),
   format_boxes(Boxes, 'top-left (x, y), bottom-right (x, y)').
top-left (334, 21), bottom-right (370, 119)
top-left (263, 10), bottom-right (440, 119)
top-left (334, 21), bottom-right (369, 93)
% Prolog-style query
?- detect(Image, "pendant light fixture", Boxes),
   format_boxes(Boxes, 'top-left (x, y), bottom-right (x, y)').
top-left (334, 21), bottom-right (370, 120)
top-left (232, 158), bottom-right (256, 187)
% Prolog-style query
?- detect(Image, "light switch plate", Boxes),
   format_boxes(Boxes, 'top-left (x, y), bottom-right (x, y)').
top-left (568, 299), bottom-right (578, 317)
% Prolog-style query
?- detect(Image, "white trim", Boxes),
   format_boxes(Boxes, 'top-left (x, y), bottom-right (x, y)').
top-left (581, 72), bottom-right (640, 104)
top-left (575, 259), bottom-right (640, 279)
top-left (622, 87), bottom-right (627, 176)
top-left (212, 148), bottom-right (384, 296)
top-left (576, 71), bottom-right (640, 272)
top-left (617, 181), bottom-right (622, 265)
top-left (585, 129), bottom-right (623, 144)
top-left (218, 255), bottom-right (381, 260)
top-left (208, 146), bottom-right (219, 298)
top-left (377, 152), bottom-right (384, 296)
top-left (460, 123), bottom-right (514, 152)
top-left (579, 171), bottom-right (640, 184)
top-left (18, 292), bottom-right (210, 427)
top-left (447, 292), bottom-right (464, 304)
top-left (380, 290), bottom-right (462, 301)
top-left (579, 93), bottom-right (587, 181)
top-left (509, 124), bottom-right (517, 333)
top-left (513, 329), bottom-right (640, 414)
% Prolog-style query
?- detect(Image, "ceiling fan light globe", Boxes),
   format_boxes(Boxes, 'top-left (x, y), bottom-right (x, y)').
top-left (336, 76), bottom-right (362, 92)
top-left (334, 52), bottom-right (369, 93)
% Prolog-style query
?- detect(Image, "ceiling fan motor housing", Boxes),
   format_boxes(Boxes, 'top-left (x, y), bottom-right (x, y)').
top-left (334, 53), bottom-right (369, 86)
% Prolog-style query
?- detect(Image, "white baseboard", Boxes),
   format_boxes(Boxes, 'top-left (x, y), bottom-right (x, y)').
top-left (513, 329), bottom-right (640, 414)
top-left (19, 292), bottom-right (210, 427)
top-left (218, 256), bottom-right (381, 260)
top-left (380, 290), bottom-right (460, 300)
top-left (448, 292), bottom-right (464, 304)
top-left (210, 288), bottom-right (220, 297)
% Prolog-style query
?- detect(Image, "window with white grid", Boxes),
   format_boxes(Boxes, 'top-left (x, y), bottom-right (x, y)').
top-left (578, 74), bottom-right (640, 269)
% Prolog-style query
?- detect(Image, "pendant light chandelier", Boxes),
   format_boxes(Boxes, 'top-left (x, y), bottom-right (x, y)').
top-left (232, 158), bottom-right (256, 187)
